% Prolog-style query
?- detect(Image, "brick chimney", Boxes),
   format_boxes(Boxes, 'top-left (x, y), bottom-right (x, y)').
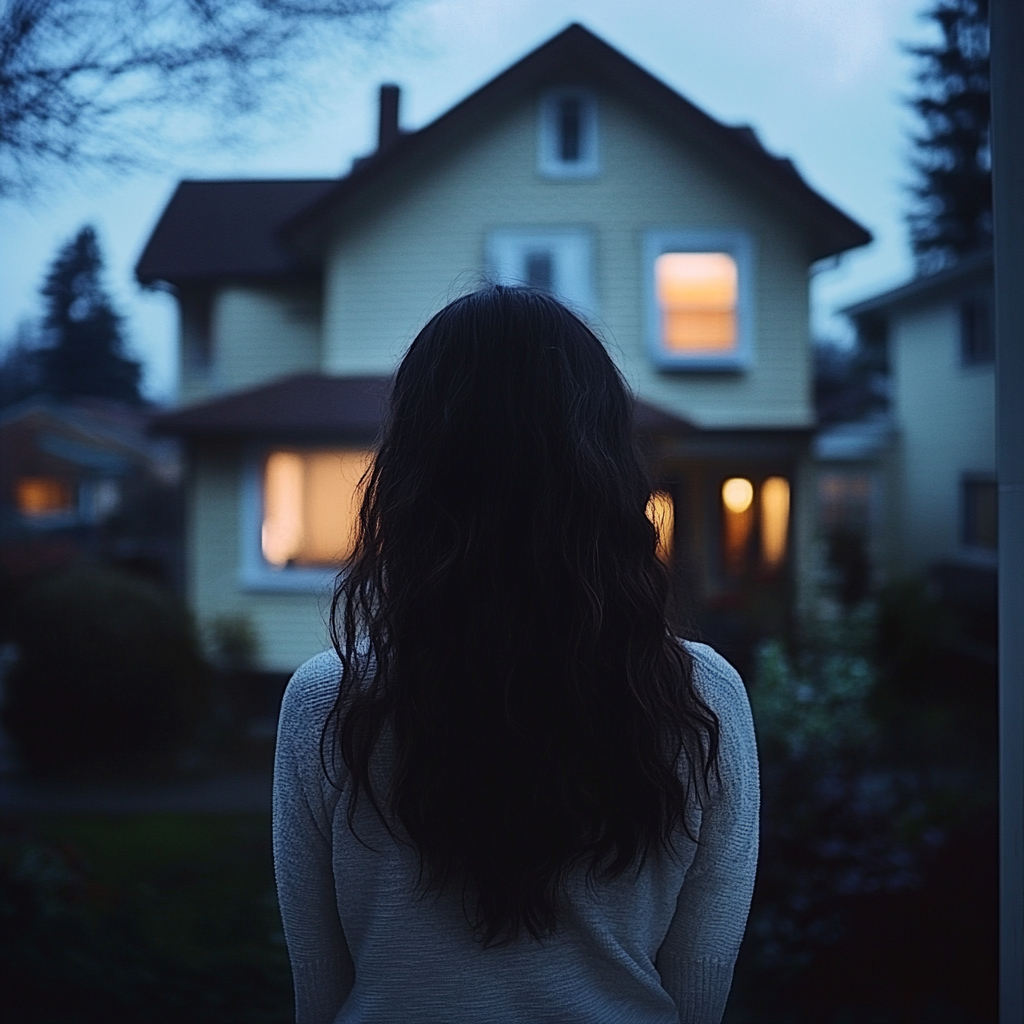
top-left (378, 84), bottom-right (401, 151)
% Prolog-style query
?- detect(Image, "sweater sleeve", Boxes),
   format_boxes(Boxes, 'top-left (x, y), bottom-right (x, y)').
top-left (273, 653), bottom-right (355, 1024)
top-left (655, 644), bottom-right (760, 1024)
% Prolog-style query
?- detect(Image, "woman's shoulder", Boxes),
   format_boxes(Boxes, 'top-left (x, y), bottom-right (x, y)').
top-left (278, 649), bottom-right (343, 735)
top-left (681, 641), bottom-right (745, 705)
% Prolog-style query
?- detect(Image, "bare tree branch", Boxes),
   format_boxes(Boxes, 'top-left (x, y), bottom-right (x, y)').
top-left (0, 0), bottom-right (402, 196)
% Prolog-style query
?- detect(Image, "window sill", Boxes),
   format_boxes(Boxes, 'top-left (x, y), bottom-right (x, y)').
top-left (238, 563), bottom-right (338, 594)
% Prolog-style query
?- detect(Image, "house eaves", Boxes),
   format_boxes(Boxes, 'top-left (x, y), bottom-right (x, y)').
top-left (151, 372), bottom-right (695, 442)
top-left (842, 250), bottom-right (993, 322)
top-left (135, 179), bottom-right (336, 288)
top-left (281, 23), bottom-right (871, 264)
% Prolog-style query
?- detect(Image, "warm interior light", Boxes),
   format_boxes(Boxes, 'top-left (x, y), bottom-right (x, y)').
top-left (722, 477), bottom-right (754, 514)
top-left (646, 490), bottom-right (675, 561)
top-left (16, 477), bottom-right (74, 517)
top-left (656, 252), bottom-right (738, 352)
top-left (262, 450), bottom-right (372, 567)
top-left (722, 477), bottom-right (754, 575)
top-left (760, 476), bottom-right (790, 569)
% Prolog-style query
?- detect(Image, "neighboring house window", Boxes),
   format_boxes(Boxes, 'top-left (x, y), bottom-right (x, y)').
top-left (720, 475), bottom-right (790, 576)
top-left (537, 89), bottom-right (599, 178)
top-left (960, 291), bottom-right (994, 365)
top-left (16, 476), bottom-right (75, 519)
top-left (644, 230), bottom-right (754, 370)
top-left (485, 229), bottom-right (596, 314)
top-left (962, 475), bottom-right (997, 550)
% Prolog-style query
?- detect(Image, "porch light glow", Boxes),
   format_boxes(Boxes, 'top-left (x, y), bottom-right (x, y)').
top-left (262, 450), bottom-right (372, 567)
top-left (760, 476), bottom-right (790, 569)
top-left (646, 490), bottom-right (674, 561)
top-left (656, 252), bottom-right (737, 352)
top-left (722, 477), bottom-right (754, 575)
top-left (721, 477), bottom-right (754, 514)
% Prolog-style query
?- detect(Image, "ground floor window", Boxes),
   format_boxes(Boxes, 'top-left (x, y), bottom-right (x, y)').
top-left (261, 449), bottom-right (372, 568)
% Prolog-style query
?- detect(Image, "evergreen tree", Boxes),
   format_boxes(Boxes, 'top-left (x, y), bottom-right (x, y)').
top-left (37, 226), bottom-right (143, 405)
top-left (906, 0), bottom-right (991, 273)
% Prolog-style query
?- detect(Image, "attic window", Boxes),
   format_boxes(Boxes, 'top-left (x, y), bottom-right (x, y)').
top-left (538, 89), bottom-right (598, 178)
top-left (644, 230), bottom-right (754, 371)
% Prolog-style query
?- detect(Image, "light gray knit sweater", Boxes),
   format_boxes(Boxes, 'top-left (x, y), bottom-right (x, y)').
top-left (273, 642), bottom-right (759, 1024)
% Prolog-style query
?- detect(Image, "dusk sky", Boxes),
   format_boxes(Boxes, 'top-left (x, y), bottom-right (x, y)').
top-left (0, 0), bottom-right (937, 402)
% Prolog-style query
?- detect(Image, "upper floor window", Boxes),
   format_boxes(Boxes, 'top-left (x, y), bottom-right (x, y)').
top-left (485, 228), bottom-right (595, 315)
top-left (537, 89), bottom-right (599, 178)
top-left (644, 230), bottom-right (754, 371)
top-left (960, 291), bottom-right (994, 365)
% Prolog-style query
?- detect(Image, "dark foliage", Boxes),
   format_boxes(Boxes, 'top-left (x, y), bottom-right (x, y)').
top-left (730, 586), bottom-right (997, 1022)
top-left (0, 814), bottom-right (291, 1023)
top-left (328, 286), bottom-right (719, 947)
top-left (813, 341), bottom-right (888, 426)
top-left (0, 0), bottom-right (400, 196)
top-left (2, 565), bottom-right (210, 776)
top-left (905, 0), bottom-right (992, 273)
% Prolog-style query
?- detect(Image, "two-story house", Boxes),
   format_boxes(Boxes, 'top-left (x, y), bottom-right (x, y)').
top-left (138, 24), bottom-right (870, 672)
top-left (843, 251), bottom-right (996, 626)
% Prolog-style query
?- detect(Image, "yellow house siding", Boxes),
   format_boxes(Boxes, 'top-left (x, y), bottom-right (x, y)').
top-left (892, 302), bottom-right (995, 574)
top-left (179, 285), bottom-right (321, 407)
top-left (189, 444), bottom-right (333, 673)
top-left (322, 90), bottom-right (813, 428)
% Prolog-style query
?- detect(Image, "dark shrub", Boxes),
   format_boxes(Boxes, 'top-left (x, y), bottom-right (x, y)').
top-left (2, 565), bottom-right (209, 776)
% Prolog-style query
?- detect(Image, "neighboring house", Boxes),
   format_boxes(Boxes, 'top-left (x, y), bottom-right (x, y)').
top-left (138, 23), bottom-right (870, 673)
top-left (0, 400), bottom-right (181, 587)
top-left (843, 251), bottom-right (995, 627)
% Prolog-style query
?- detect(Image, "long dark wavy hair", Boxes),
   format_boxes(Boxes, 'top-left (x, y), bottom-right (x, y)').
top-left (325, 285), bottom-right (719, 946)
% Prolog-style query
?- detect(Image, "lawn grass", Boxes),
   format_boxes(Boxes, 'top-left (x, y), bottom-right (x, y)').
top-left (1, 812), bottom-right (293, 1024)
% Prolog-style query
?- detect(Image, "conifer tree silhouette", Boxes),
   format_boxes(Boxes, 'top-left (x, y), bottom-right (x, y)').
top-left (38, 226), bottom-right (143, 404)
top-left (906, 0), bottom-right (992, 272)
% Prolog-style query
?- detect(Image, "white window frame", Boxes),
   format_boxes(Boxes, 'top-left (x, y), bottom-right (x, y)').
top-left (537, 88), bottom-right (599, 179)
top-left (485, 227), bottom-right (597, 317)
top-left (238, 448), bottom-right (340, 594)
top-left (643, 229), bottom-right (756, 372)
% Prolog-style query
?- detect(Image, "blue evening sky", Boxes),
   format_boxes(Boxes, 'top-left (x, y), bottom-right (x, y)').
top-left (0, 0), bottom-right (936, 402)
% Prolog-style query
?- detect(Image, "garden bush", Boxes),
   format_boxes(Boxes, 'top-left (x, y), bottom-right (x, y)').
top-left (2, 565), bottom-right (210, 776)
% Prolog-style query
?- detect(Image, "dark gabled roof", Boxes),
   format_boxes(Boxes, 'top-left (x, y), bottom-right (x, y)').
top-left (136, 179), bottom-right (336, 286)
top-left (283, 23), bottom-right (871, 262)
top-left (843, 249), bottom-right (993, 321)
top-left (151, 372), bottom-right (695, 440)
top-left (152, 374), bottom-right (392, 440)
top-left (136, 24), bottom-right (871, 287)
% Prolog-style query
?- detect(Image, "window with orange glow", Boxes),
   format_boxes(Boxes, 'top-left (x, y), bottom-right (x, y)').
top-left (760, 476), bottom-right (790, 569)
top-left (16, 477), bottom-right (75, 518)
top-left (656, 252), bottom-right (738, 353)
top-left (261, 450), bottom-right (372, 568)
top-left (646, 490), bottom-right (674, 561)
